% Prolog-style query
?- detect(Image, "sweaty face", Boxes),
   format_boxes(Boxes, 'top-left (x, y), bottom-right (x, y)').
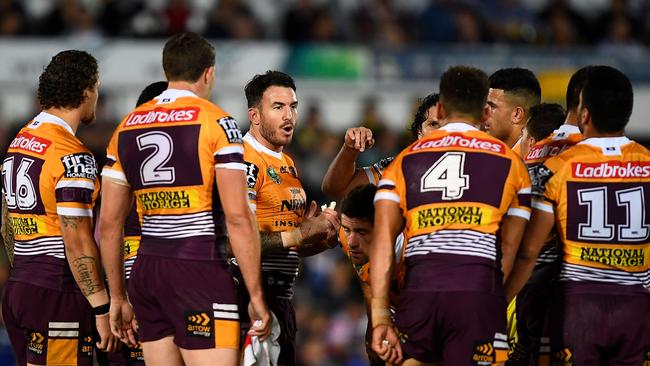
top-left (418, 105), bottom-right (440, 139)
top-left (341, 215), bottom-right (373, 265)
top-left (485, 88), bottom-right (515, 143)
top-left (257, 86), bottom-right (298, 149)
top-left (81, 80), bottom-right (99, 125)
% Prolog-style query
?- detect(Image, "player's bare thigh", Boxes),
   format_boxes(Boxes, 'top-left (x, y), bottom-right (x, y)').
top-left (179, 345), bottom-right (238, 366)
top-left (141, 336), bottom-right (183, 366)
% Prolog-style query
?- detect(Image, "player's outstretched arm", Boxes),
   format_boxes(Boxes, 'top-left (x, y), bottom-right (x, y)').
top-left (322, 127), bottom-right (375, 199)
top-left (504, 209), bottom-right (555, 302)
top-left (369, 199), bottom-right (403, 364)
top-left (216, 168), bottom-right (271, 339)
top-left (500, 215), bottom-right (528, 280)
top-left (60, 214), bottom-right (118, 352)
top-left (98, 178), bottom-right (138, 347)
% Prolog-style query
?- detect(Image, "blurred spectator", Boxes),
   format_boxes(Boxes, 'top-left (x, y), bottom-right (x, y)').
top-left (204, 0), bottom-right (260, 39)
top-left (282, 0), bottom-right (318, 43)
top-left (537, 0), bottom-right (590, 44)
top-left (162, 0), bottom-right (191, 35)
top-left (97, 0), bottom-right (145, 37)
top-left (311, 6), bottom-right (343, 42)
top-left (295, 104), bottom-right (327, 154)
top-left (350, 0), bottom-right (412, 46)
top-left (0, 0), bottom-right (25, 36)
top-left (37, 0), bottom-right (101, 38)
top-left (593, 0), bottom-right (641, 43)
top-left (416, 0), bottom-right (457, 43)
top-left (454, 3), bottom-right (491, 44)
top-left (480, 0), bottom-right (537, 43)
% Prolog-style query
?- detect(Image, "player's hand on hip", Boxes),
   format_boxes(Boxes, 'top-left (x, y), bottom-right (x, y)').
top-left (109, 298), bottom-right (138, 347)
top-left (95, 313), bottom-right (119, 353)
top-left (371, 324), bottom-right (403, 364)
top-left (247, 297), bottom-right (272, 341)
top-left (344, 127), bottom-right (375, 152)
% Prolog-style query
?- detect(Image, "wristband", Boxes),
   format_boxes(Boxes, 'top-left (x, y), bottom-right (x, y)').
top-left (92, 303), bottom-right (110, 316)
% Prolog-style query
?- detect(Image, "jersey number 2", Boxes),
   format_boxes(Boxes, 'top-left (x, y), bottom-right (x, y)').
top-left (137, 131), bottom-right (176, 185)
top-left (420, 152), bottom-right (469, 200)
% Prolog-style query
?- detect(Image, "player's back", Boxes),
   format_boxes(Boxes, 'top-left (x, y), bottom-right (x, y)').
top-left (378, 123), bottom-right (531, 293)
top-left (3, 112), bottom-right (99, 290)
top-left (103, 89), bottom-right (244, 260)
top-left (536, 137), bottom-right (650, 292)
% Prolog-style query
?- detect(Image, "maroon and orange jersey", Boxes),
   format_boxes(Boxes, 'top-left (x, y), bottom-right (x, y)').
top-left (375, 123), bottom-right (531, 291)
top-left (338, 227), bottom-right (405, 306)
top-left (362, 156), bottom-right (394, 185)
top-left (2, 112), bottom-right (99, 290)
top-left (243, 133), bottom-right (306, 299)
top-left (102, 89), bottom-right (245, 260)
top-left (525, 124), bottom-right (583, 266)
top-left (533, 137), bottom-right (650, 290)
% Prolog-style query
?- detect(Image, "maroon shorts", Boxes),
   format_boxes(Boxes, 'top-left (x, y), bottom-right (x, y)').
top-left (128, 255), bottom-right (240, 350)
top-left (2, 280), bottom-right (95, 366)
top-left (548, 283), bottom-right (650, 365)
top-left (394, 290), bottom-right (508, 365)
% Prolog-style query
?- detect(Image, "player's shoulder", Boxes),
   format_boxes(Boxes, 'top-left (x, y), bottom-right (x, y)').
top-left (242, 133), bottom-right (280, 167)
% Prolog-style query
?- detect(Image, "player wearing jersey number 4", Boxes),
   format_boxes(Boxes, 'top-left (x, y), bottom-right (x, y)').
top-left (505, 66), bottom-right (650, 364)
top-left (2, 50), bottom-right (118, 366)
top-left (370, 66), bottom-right (532, 366)
top-left (99, 33), bottom-right (270, 366)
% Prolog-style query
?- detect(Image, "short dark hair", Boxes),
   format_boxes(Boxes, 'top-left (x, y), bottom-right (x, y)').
top-left (489, 67), bottom-right (541, 112)
top-left (565, 66), bottom-right (596, 112)
top-left (582, 66), bottom-right (633, 134)
top-left (439, 66), bottom-right (489, 121)
top-left (410, 93), bottom-right (439, 139)
top-left (163, 32), bottom-right (215, 82)
top-left (136, 81), bottom-right (168, 107)
top-left (340, 184), bottom-right (377, 223)
top-left (37, 50), bottom-right (98, 110)
top-left (526, 103), bottom-right (566, 141)
top-left (245, 71), bottom-right (296, 108)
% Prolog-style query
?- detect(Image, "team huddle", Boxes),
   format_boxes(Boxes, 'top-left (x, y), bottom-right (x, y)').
top-left (0, 31), bottom-right (648, 366)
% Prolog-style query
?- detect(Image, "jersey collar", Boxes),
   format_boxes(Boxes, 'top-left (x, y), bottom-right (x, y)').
top-left (243, 132), bottom-right (283, 160)
top-left (551, 124), bottom-right (581, 140)
top-left (440, 122), bottom-right (480, 132)
top-left (155, 89), bottom-right (198, 104)
top-left (579, 136), bottom-right (631, 156)
top-left (30, 111), bottom-right (75, 136)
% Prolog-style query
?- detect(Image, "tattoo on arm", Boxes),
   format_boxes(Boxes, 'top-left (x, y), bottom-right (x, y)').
top-left (61, 215), bottom-right (81, 229)
top-left (72, 255), bottom-right (102, 296)
top-left (1, 193), bottom-right (14, 265)
top-left (260, 232), bottom-right (284, 254)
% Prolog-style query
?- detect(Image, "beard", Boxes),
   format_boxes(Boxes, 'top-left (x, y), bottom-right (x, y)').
top-left (259, 120), bottom-right (293, 148)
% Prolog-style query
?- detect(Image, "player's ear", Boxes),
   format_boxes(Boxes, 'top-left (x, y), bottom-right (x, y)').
top-left (480, 104), bottom-right (490, 124)
top-left (434, 102), bottom-right (445, 121)
top-left (512, 106), bottom-right (525, 125)
top-left (204, 66), bottom-right (215, 84)
top-left (248, 107), bottom-right (260, 126)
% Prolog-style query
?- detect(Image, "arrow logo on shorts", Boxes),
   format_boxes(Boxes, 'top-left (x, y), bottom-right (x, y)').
top-left (31, 332), bottom-right (44, 343)
top-left (188, 313), bottom-right (210, 326)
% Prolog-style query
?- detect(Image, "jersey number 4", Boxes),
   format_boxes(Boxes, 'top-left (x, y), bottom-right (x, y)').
top-left (420, 152), bottom-right (469, 200)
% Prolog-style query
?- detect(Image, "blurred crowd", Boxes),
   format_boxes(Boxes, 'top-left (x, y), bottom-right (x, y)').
top-left (1, 0), bottom-right (650, 48)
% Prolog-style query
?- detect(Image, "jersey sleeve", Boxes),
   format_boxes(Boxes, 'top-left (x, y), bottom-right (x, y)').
top-left (101, 129), bottom-right (129, 186)
top-left (374, 154), bottom-right (403, 206)
top-left (531, 157), bottom-right (562, 214)
top-left (506, 156), bottom-right (533, 220)
top-left (53, 145), bottom-right (100, 217)
top-left (211, 116), bottom-right (246, 172)
top-left (243, 159), bottom-right (262, 213)
top-left (362, 156), bottom-right (394, 185)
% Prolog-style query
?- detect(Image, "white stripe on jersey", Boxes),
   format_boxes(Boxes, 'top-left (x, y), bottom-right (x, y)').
top-left (406, 229), bottom-right (498, 261)
top-left (124, 257), bottom-right (136, 280)
top-left (142, 211), bottom-right (215, 238)
top-left (56, 207), bottom-right (93, 217)
top-left (55, 179), bottom-right (95, 190)
top-left (507, 207), bottom-right (531, 220)
top-left (14, 237), bottom-right (65, 259)
top-left (262, 250), bottom-right (300, 276)
top-left (215, 145), bottom-right (244, 156)
top-left (535, 245), bottom-right (557, 265)
top-left (560, 263), bottom-right (650, 288)
top-left (363, 167), bottom-right (377, 185)
top-left (215, 162), bottom-right (247, 171)
top-left (101, 167), bottom-right (128, 184)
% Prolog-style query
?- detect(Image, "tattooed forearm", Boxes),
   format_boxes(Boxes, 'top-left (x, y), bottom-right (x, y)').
top-left (1, 194), bottom-right (14, 265)
top-left (72, 255), bottom-right (103, 296)
top-left (260, 232), bottom-right (285, 254)
top-left (61, 215), bottom-right (81, 229)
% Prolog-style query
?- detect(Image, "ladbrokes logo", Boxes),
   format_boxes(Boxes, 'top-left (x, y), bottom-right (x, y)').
top-left (185, 311), bottom-right (212, 338)
top-left (526, 142), bottom-right (570, 161)
top-left (573, 161), bottom-right (650, 179)
top-left (411, 134), bottom-right (504, 154)
top-left (125, 107), bottom-right (199, 126)
top-left (9, 133), bottom-right (51, 155)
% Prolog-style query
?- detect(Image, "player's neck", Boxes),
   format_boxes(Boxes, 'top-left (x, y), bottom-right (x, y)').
top-left (584, 130), bottom-right (625, 139)
top-left (441, 118), bottom-right (480, 129)
top-left (42, 108), bottom-right (80, 134)
top-left (563, 110), bottom-right (579, 127)
top-left (167, 81), bottom-right (207, 99)
top-left (250, 128), bottom-right (284, 153)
